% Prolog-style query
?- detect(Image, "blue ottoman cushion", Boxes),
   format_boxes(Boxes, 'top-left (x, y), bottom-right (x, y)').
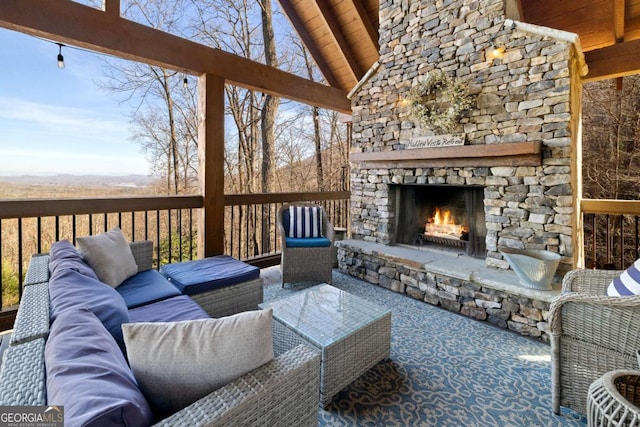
top-left (160, 255), bottom-right (260, 295)
top-left (116, 270), bottom-right (181, 309)
top-left (129, 295), bottom-right (210, 323)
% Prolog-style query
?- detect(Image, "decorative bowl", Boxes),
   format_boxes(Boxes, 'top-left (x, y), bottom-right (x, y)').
top-left (499, 247), bottom-right (561, 290)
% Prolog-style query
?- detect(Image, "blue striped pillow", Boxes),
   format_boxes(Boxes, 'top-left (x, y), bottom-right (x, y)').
top-left (607, 259), bottom-right (640, 296)
top-left (288, 206), bottom-right (323, 238)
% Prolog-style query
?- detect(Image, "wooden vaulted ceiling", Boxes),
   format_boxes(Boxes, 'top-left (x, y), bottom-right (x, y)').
top-left (279, 0), bottom-right (640, 93)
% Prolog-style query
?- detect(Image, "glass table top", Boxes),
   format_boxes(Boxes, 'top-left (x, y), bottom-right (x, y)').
top-left (259, 284), bottom-right (391, 348)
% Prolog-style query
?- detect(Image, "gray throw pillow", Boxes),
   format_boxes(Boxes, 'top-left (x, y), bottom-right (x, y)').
top-left (122, 308), bottom-right (274, 416)
top-left (77, 227), bottom-right (138, 288)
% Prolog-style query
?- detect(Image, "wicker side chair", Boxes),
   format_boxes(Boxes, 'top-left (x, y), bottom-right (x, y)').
top-left (277, 203), bottom-right (335, 287)
top-left (548, 268), bottom-right (640, 415)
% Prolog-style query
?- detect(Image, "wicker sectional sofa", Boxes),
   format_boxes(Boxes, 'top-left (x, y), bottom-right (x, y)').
top-left (0, 240), bottom-right (320, 426)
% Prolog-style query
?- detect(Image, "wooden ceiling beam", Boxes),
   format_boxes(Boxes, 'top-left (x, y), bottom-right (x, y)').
top-left (310, 0), bottom-right (363, 83)
top-left (347, 0), bottom-right (380, 53)
top-left (0, 0), bottom-right (351, 113)
top-left (583, 38), bottom-right (640, 81)
top-left (277, 0), bottom-right (341, 88)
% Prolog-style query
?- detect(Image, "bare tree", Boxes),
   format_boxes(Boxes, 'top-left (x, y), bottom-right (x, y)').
top-left (583, 76), bottom-right (640, 200)
top-left (96, 0), bottom-right (198, 195)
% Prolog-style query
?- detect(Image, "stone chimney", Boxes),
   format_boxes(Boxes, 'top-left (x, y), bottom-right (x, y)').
top-left (348, 0), bottom-right (587, 272)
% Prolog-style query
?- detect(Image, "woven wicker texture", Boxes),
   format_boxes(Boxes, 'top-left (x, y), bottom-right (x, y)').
top-left (23, 254), bottom-right (50, 286)
top-left (277, 203), bottom-right (335, 286)
top-left (262, 284), bottom-right (391, 407)
top-left (4, 253), bottom-right (319, 426)
top-left (153, 345), bottom-right (320, 427)
top-left (0, 338), bottom-right (46, 406)
top-left (549, 269), bottom-right (640, 415)
top-left (10, 282), bottom-right (49, 346)
top-left (587, 370), bottom-right (640, 426)
top-left (129, 240), bottom-right (153, 272)
top-left (191, 277), bottom-right (264, 318)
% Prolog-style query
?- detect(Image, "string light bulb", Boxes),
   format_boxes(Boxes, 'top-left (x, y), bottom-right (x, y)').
top-left (183, 75), bottom-right (188, 89)
top-left (56, 43), bottom-right (65, 69)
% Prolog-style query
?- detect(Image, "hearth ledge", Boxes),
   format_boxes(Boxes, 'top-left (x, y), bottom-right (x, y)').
top-left (336, 239), bottom-right (561, 303)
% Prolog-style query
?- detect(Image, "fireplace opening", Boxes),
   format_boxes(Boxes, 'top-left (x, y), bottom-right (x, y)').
top-left (393, 184), bottom-right (486, 258)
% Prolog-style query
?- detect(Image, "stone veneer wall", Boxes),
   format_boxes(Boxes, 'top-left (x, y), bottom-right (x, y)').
top-left (349, 0), bottom-right (585, 272)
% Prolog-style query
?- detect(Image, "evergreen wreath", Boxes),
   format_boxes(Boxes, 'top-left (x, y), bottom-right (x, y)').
top-left (408, 70), bottom-right (474, 134)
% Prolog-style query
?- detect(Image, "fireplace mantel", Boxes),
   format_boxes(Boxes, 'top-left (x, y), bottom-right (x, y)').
top-left (350, 141), bottom-right (541, 168)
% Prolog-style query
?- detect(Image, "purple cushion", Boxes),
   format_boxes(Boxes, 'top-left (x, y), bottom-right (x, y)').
top-left (48, 240), bottom-right (99, 280)
top-left (49, 268), bottom-right (130, 352)
top-left (160, 255), bottom-right (260, 295)
top-left (45, 308), bottom-right (153, 427)
top-left (129, 295), bottom-right (210, 323)
top-left (116, 270), bottom-right (181, 309)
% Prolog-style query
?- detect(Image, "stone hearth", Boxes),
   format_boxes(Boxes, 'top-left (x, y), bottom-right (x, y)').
top-left (337, 239), bottom-right (559, 342)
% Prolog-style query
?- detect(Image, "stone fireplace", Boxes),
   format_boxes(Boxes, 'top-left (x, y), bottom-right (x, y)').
top-left (336, 0), bottom-right (587, 340)
top-left (393, 184), bottom-right (486, 257)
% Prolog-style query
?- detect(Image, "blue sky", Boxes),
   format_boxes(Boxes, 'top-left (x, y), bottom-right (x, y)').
top-left (0, 29), bottom-right (148, 176)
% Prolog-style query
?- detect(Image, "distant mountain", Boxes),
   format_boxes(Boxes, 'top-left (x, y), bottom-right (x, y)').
top-left (0, 174), bottom-right (154, 187)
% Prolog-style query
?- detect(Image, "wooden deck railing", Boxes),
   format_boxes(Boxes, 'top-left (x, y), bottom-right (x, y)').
top-left (581, 199), bottom-right (640, 270)
top-left (0, 191), bottom-right (350, 328)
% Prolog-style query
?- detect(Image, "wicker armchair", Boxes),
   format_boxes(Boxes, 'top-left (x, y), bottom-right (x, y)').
top-left (548, 268), bottom-right (640, 415)
top-left (277, 203), bottom-right (335, 286)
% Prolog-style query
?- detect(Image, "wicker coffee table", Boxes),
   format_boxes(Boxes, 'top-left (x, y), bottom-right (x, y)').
top-left (260, 284), bottom-right (391, 407)
top-left (587, 370), bottom-right (640, 426)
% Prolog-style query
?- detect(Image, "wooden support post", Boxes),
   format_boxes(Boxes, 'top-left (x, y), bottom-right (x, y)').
top-left (198, 73), bottom-right (225, 258)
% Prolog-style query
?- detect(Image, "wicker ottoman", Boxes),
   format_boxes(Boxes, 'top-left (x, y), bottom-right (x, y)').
top-left (160, 255), bottom-right (263, 318)
top-left (260, 284), bottom-right (391, 407)
top-left (587, 370), bottom-right (640, 426)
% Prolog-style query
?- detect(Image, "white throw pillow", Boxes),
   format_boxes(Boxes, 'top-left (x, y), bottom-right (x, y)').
top-left (607, 258), bottom-right (640, 296)
top-left (76, 227), bottom-right (138, 288)
top-left (122, 309), bottom-right (274, 416)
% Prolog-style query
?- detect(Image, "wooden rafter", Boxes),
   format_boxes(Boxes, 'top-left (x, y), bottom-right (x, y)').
top-left (583, 38), bottom-right (640, 81)
top-left (347, 0), bottom-right (379, 53)
top-left (277, 0), bottom-right (340, 88)
top-left (311, 0), bottom-right (363, 83)
top-left (0, 0), bottom-right (350, 113)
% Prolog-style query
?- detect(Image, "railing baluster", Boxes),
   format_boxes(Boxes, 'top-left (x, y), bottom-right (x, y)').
top-left (591, 214), bottom-right (596, 269)
top-left (36, 217), bottom-right (41, 254)
top-left (189, 209), bottom-right (193, 260)
top-left (18, 218), bottom-right (23, 299)
top-left (168, 210), bottom-right (173, 263)
top-left (636, 216), bottom-right (639, 259)
top-left (131, 211), bottom-right (136, 241)
top-left (620, 215), bottom-right (624, 269)
top-left (606, 215), bottom-right (611, 266)
top-left (156, 210), bottom-right (161, 269)
top-left (178, 209), bottom-right (183, 261)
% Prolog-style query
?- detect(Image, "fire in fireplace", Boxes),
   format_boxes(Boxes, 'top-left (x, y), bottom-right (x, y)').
top-left (393, 184), bottom-right (486, 258)
top-left (424, 207), bottom-right (469, 243)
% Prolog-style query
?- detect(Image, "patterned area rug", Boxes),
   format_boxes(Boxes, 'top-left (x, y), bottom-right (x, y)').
top-left (263, 270), bottom-right (587, 426)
